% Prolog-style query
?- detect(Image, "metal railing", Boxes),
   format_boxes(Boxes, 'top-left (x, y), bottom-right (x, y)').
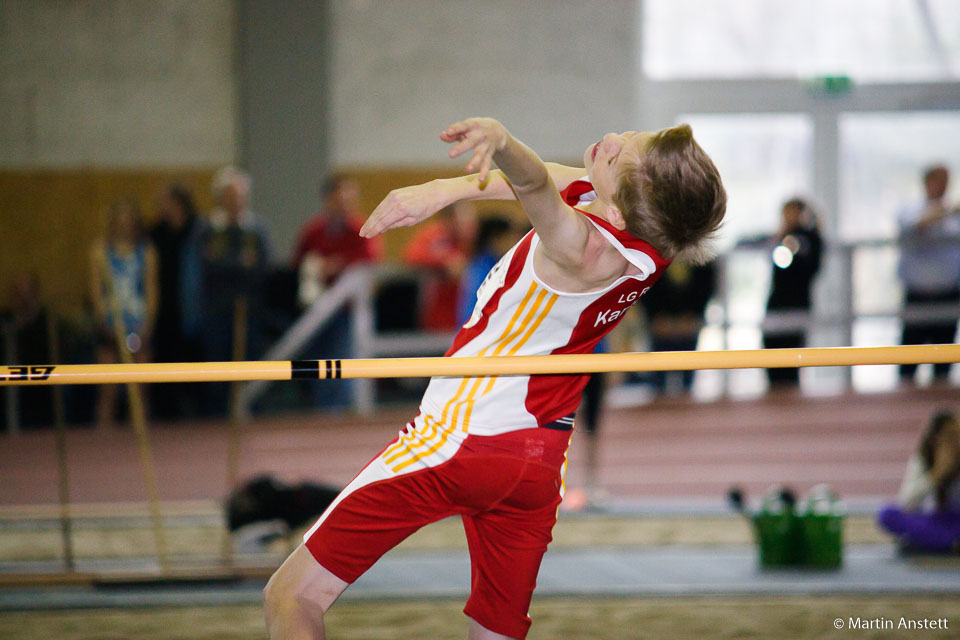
top-left (714, 238), bottom-right (959, 391)
top-left (237, 265), bottom-right (455, 417)
top-left (4, 237), bottom-right (959, 429)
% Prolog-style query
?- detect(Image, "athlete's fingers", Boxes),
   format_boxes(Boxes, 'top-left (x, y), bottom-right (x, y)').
top-left (360, 195), bottom-right (401, 237)
top-left (448, 129), bottom-right (483, 159)
top-left (477, 154), bottom-right (493, 184)
top-left (441, 120), bottom-right (473, 142)
top-left (359, 212), bottom-right (386, 238)
top-left (364, 209), bottom-right (409, 237)
top-left (376, 213), bottom-right (418, 233)
top-left (464, 142), bottom-right (490, 173)
top-left (359, 201), bottom-right (389, 237)
top-left (358, 213), bottom-right (377, 237)
top-left (440, 130), bottom-right (464, 143)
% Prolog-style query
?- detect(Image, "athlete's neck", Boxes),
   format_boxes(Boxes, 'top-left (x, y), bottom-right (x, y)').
top-left (578, 197), bottom-right (626, 231)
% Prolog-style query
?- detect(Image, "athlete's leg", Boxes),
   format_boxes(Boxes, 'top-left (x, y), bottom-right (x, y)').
top-left (263, 544), bottom-right (347, 640)
top-left (460, 457), bottom-right (562, 640)
top-left (467, 618), bottom-right (520, 640)
top-left (266, 432), bottom-right (461, 638)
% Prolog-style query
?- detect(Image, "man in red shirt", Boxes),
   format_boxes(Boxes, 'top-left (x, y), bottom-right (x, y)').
top-left (293, 174), bottom-right (382, 285)
top-left (292, 174), bottom-right (382, 409)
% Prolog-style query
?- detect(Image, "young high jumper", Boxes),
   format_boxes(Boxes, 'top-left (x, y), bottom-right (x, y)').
top-left (264, 117), bottom-right (726, 640)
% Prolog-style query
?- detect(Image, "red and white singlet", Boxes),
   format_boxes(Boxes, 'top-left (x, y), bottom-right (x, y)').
top-left (303, 178), bottom-right (670, 579)
top-left (376, 178), bottom-right (670, 474)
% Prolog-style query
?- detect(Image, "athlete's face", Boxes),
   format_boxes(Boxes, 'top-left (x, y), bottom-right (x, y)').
top-left (584, 131), bottom-right (649, 207)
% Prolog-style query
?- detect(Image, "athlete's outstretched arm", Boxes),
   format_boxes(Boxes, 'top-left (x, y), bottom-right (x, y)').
top-left (443, 117), bottom-right (590, 268)
top-left (359, 163), bottom-right (583, 239)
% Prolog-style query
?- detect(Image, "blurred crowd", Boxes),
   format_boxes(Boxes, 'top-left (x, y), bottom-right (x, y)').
top-left (1, 163), bottom-right (959, 429)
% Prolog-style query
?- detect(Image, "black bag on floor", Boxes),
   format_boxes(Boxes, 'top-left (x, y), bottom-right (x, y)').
top-left (226, 475), bottom-right (341, 532)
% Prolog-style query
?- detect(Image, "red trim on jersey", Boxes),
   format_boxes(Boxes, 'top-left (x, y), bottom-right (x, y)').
top-left (445, 231), bottom-right (534, 356)
top-left (561, 179), bottom-right (671, 273)
top-left (525, 276), bottom-right (662, 426)
top-left (561, 179), bottom-right (598, 207)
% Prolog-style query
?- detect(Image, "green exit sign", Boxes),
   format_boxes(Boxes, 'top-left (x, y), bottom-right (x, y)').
top-left (806, 75), bottom-right (854, 96)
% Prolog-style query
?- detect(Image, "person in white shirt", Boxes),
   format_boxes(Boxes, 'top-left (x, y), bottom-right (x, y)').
top-left (897, 165), bottom-right (960, 384)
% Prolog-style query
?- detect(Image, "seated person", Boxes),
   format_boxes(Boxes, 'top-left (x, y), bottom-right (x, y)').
top-left (877, 410), bottom-right (960, 553)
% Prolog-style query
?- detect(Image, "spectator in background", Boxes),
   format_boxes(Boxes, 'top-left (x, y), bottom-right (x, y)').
top-left (404, 201), bottom-right (477, 331)
top-left (897, 165), bottom-right (960, 385)
top-left (456, 214), bottom-right (522, 326)
top-left (0, 272), bottom-right (54, 428)
top-left (764, 197), bottom-right (822, 388)
top-left (292, 173), bottom-right (382, 409)
top-left (149, 184), bottom-right (204, 420)
top-left (878, 410), bottom-right (960, 554)
top-left (641, 262), bottom-right (716, 395)
top-left (201, 166), bottom-right (270, 417)
top-left (89, 198), bottom-right (158, 429)
top-left (292, 174), bottom-right (382, 288)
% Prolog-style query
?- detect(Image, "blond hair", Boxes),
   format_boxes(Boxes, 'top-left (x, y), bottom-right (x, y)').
top-left (613, 125), bottom-right (726, 264)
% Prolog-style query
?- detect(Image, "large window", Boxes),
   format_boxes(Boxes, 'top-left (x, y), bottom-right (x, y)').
top-left (645, 0), bottom-right (960, 82)
top-left (839, 111), bottom-right (960, 390)
top-left (838, 111), bottom-right (960, 241)
top-left (679, 113), bottom-right (813, 249)
top-left (641, 2), bottom-right (960, 397)
top-left (678, 114), bottom-right (813, 397)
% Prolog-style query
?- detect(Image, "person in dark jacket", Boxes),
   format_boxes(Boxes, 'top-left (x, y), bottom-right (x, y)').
top-left (642, 261), bottom-right (717, 394)
top-left (149, 184), bottom-right (204, 419)
top-left (201, 167), bottom-right (270, 417)
top-left (764, 197), bottom-right (823, 386)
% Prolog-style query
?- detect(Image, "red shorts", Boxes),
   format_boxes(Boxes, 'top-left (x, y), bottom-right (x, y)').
top-left (303, 425), bottom-right (572, 639)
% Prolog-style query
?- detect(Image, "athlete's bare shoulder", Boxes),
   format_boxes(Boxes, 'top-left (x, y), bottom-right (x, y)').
top-left (533, 222), bottom-right (633, 293)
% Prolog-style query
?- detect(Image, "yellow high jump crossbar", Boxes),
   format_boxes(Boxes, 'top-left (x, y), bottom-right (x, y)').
top-left (1, 343), bottom-right (959, 386)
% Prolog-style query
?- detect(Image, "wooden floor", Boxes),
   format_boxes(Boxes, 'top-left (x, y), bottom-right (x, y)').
top-left (0, 386), bottom-right (955, 507)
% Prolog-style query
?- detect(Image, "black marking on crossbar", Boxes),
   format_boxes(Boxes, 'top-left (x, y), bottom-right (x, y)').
top-left (0, 365), bottom-right (56, 382)
top-left (291, 360), bottom-right (320, 380)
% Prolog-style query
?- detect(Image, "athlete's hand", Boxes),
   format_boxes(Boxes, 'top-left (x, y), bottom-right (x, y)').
top-left (441, 118), bottom-right (509, 183)
top-left (359, 182), bottom-right (448, 238)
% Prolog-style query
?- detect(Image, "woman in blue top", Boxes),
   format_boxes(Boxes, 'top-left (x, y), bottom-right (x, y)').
top-left (89, 198), bottom-right (158, 429)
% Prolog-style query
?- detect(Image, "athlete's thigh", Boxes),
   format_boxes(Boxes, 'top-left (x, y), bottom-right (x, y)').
top-left (304, 449), bottom-right (460, 584)
top-left (460, 463), bottom-right (562, 639)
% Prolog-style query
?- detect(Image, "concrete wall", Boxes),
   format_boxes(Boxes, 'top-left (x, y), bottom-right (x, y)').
top-left (240, 0), bottom-right (640, 258)
top-left (328, 0), bottom-right (639, 166)
top-left (0, 0), bottom-right (237, 167)
top-left (0, 0), bottom-right (640, 261)
top-left (237, 0), bottom-right (331, 261)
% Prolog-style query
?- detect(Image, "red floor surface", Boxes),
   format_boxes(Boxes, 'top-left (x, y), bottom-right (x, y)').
top-left (0, 387), bottom-right (955, 506)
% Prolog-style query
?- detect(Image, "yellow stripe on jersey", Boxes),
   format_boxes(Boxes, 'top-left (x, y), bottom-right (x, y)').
top-left (465, 290), bottom-right (556, 428)
top-left (487, 288), bottom-right (548, 358)
top-left (481, 291), bottom-right (557, 397)
top-left (382, 376), bottom-right (468, 463)
top-left (556, 431), bottom-right (574, 519)
top-left (387, 282), bottom-right (540, 471)
top-left (382, 413), bottom-right (435, 465)
top-left (391, 374), bottom-right (483, 473)
top-left (450, 287), bottom-right (551, 438)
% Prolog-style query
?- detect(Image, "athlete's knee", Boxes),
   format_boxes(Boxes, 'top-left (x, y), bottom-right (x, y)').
top-left (263, 566), bottom-right (302, 628)
top-left (263, 546), bottom-right (346, 628)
